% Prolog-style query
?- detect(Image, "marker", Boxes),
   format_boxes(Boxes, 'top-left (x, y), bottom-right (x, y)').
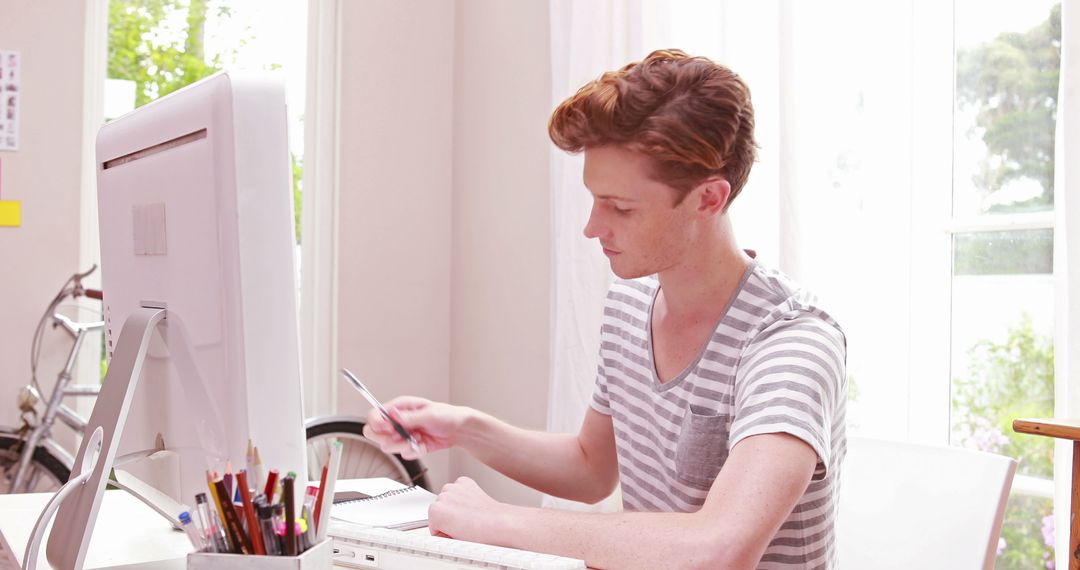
top-left (257, 500), bottom-right (281, 555)
top-left (195, 492), bottom-right (227, 553)
top-left (302, 486), bottom-right (318, 547)
top-left (179, 511), bottom-right (205, 552)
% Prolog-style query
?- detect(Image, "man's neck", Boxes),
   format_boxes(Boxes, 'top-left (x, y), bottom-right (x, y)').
top-left (655, 220), bottom-right (752, 323)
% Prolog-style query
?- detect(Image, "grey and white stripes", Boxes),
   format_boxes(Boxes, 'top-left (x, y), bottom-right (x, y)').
top-left (590, 261), bottom-right (846, 569)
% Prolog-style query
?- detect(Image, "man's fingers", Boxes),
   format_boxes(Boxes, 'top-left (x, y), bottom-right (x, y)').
top-left (384, 395), bottom-right (431, 411)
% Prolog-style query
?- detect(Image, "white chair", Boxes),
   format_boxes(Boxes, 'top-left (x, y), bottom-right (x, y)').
top-left (837, 436), bottom-right (1017, 569)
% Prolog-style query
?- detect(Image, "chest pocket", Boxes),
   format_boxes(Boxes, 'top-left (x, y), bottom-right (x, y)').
top-left (674, 405), bottom-right (731, 489)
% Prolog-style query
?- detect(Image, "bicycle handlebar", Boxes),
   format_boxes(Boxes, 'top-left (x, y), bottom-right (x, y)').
top-left (83, 289), bottom-right (103, 300)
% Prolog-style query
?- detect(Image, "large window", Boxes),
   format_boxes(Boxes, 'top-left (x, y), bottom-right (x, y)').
top-left (646, 2), bottom-right (1063, 567)
top-left (949, 2), bottom-right (1060, 567)
top-left (100, 0), bottom-right (308, 373)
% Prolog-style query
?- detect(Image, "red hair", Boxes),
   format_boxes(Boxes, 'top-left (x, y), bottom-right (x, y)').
top-left (549, 49), bottom-right (757, 207)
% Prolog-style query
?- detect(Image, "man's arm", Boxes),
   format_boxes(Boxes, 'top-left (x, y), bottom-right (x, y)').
top-left (364, 400), bottom-right (619, 504)
top-left (429, 432), bottom-right (817, 570)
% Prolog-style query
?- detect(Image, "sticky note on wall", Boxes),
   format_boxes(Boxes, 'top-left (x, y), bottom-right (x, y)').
top-left (0, 200), bottom-right (21, 227)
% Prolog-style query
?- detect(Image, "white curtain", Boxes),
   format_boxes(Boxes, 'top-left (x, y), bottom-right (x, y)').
top-left (546, 0), bottom-right (962, 447)
top-left (546, 0), bottom-right (1077, 564)
top-left (1053, 2), bottom-right (1078, 567)
top-left (545, 0), bottom-right (655, 511)
top-left (544, 0), bottom-right (815, 509)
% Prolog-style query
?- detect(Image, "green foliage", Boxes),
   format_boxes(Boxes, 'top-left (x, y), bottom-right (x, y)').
top-left (103, 0), bottom-right (244, 377)
top-left (953, 230), bottom-right (1053, 276)
top-left (107, 0), bottom-right (302, 246)
top-left (955, 3), bottom-right (1060, 213)
top-left (292, 153), bottom-right (303, 244)
top-left (952, 315), bottom-right (1054, 568)
top-left (997, 495), bottom-right (1054, 570)
top-left (108, 0), bottom-right (238, 107)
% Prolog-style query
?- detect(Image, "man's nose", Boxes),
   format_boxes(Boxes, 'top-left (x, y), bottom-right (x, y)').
top-left (583, 205), bottom-right (605, 239)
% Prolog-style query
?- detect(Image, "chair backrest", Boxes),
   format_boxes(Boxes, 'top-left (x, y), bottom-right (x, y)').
top-left (837, 437), bottom-right (1017, 570)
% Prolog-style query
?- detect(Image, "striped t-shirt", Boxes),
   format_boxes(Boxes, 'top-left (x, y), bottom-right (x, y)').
top-left (590, 260), bottom-right (846, 569)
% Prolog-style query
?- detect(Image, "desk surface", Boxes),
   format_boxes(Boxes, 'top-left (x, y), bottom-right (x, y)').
top-left (0, 480), bottom-right (407, 569)
top-left (0, 489), bottom-right (190, 569)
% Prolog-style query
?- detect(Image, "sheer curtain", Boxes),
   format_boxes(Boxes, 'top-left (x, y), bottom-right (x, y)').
top-left (545, 0), bottom-right (653, 511)
top-left (1054, 2), bottom-right (1078, 566)
top-left (546, 0), bottom-right (1078, 563)
top-left (543, 0), bottom-right (834, 510)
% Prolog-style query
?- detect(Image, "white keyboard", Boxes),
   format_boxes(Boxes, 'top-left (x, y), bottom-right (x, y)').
top-left (329, 522), bottom-right (587, 570)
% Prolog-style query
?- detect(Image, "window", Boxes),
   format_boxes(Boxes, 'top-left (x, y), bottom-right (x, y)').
top-left (948, 2), bottom-right (1060, 567)
top-left (651, 2), bottom-right (1062, 566)
top-left (99, 0), bottom-right (309, 375)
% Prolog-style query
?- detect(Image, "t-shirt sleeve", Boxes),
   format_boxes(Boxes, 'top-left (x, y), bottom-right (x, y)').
top-left (730, 311), bottom-right (846, 480)
top-left (589, 343), bottom-right (612, 415)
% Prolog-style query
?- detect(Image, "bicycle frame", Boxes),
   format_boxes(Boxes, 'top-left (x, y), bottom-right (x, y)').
top-left (10, 312), bottom-right (103, 493)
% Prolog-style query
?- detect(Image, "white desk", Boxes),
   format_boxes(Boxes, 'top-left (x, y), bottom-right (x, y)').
top-left (0, 489), bottom-right (190, 569)
top-left (0, 483), bottom-right (396, 569)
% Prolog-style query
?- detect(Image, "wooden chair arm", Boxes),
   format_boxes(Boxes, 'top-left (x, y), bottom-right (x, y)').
top-left (1014, 418), bottom-right (1080, 441)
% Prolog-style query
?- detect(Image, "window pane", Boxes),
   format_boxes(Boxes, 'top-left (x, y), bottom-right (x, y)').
top-left (953, 229), bottom-right (1053, 275)
top-left (951, 3), bottom-right (1059, 566)
top-left (106, 0), bottom-right (306, 244)
top-left (952, 1), bottom-right (1060, 218)
top-left (997, 496), bottom-right (1056, 569)
top-left (950, 269), bottom-right (1055, 568)
top-left (950, 237), bottom-right (1054, 569)
top-left (104, 0), bottom-right (308, 376)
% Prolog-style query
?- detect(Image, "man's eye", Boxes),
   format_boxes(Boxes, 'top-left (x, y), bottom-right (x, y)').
top-left (612, 205), bottom-right (632, 215)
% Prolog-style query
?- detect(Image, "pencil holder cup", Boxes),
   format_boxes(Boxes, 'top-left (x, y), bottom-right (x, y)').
top-left (187, 537), bottom-right (331, 569)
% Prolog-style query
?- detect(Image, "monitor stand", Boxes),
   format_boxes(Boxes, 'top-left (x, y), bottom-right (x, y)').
top-left (22, 304), bottom-right (168, 570)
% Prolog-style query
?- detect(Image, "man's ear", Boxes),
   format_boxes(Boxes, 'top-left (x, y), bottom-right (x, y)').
top-left (697, 177), bottom-right (731, 216)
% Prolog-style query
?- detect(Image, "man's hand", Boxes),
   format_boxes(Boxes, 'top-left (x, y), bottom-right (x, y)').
top-left (427, 476), bottom-right (512, 544)
top-left (361, 396), bottom-right (473, 460)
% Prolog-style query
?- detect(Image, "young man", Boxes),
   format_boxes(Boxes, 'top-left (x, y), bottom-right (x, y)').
top-left (363, 49), bottom-right (846, 570)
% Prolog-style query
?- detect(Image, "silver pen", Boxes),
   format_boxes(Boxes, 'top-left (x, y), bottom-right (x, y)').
top-left (341, 368), bottom-right (422, 454)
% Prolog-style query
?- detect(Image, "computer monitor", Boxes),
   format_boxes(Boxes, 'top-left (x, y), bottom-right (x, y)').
top-left (45, 72), bottom-right (307, 568)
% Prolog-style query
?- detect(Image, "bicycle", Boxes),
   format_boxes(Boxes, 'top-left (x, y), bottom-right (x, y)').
top-left (306, 415), bottom-right (429, 489)
top-left (0, 267), bottom-right (429, 494)
top-left (0, 266), bottom-right (103, 493)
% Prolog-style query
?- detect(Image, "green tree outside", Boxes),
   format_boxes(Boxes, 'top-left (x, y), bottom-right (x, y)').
top-left (952, 315), bottom-right (1055, 569)
top-left (108, 0), bottom-right (230, 107)
top-left (103, 0), bottom-right (304, 379)
top-left (956, 3), bottom-right (1060, 214)
top-left (951, 6), bottom-right (1060, 566)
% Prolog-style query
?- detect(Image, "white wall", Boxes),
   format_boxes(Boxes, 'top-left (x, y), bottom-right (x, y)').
top-left (0, 0), bottom-right (555, 507)
top-left (449, 0), bottom-right (553, 505)
top-left (335, 1), bottom-right (553, 505)
top-left (335, 0), bottom-right (457, 488)
top-left (0, 1), bottom-right (87, 433)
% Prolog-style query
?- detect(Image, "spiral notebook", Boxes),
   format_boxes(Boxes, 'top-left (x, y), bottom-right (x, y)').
top-left (330, 485), bottom-right (437, 531)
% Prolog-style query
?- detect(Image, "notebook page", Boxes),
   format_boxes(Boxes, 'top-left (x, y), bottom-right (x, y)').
top-left (330, 486), bottom-right (436, 530)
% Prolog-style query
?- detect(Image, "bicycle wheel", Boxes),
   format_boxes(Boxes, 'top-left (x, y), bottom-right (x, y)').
top-left (0, 434), bottom-right (69, 494)
top-left (306, 418), bottom-right (430, 491)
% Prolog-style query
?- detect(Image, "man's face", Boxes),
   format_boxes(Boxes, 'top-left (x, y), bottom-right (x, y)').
top-left (582, 145), bottom-right (699, 279)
